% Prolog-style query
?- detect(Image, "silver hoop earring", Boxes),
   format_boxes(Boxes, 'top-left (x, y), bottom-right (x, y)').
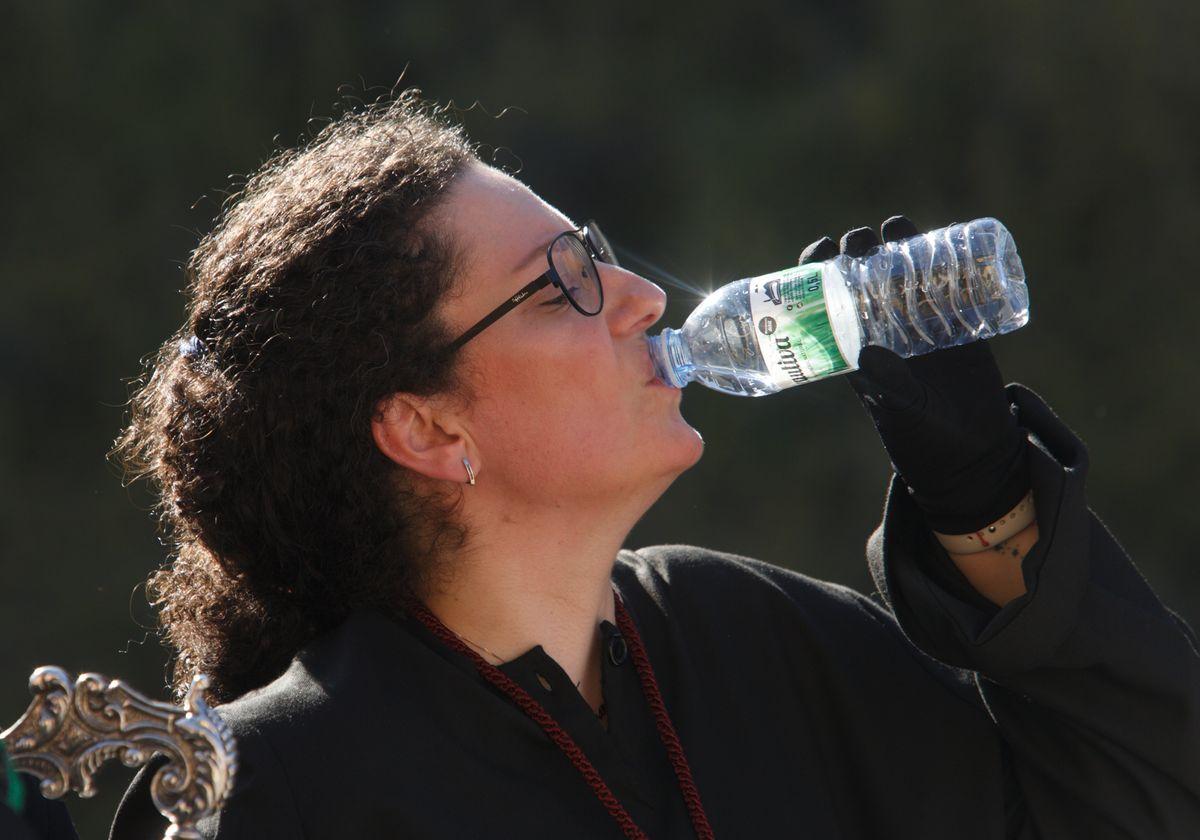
top-left (462, 457), bottom-right (476, 486)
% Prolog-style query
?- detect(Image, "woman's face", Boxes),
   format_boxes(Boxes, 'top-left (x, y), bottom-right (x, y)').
top-left (433, 162), bottom-right (704, 508)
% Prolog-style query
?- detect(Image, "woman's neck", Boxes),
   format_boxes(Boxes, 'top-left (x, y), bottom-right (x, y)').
top-left (420, 524), bottom-right (620, 715)
top-left (418, 471), bottom-right (676, 715)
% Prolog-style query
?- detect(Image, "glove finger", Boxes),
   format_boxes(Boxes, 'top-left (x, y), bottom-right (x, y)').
top-left (799, 236), bottom-right (838, 265)
top-left (850, 344), bottom-right (925, 412)
top-left (881, 215), bottom-right (920, 242)
top-left (846, 369), bottom-right (890, 410)
top-left (840, 226), bottom-right (881, 258)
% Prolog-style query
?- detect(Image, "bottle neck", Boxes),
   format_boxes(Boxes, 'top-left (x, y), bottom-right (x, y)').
top-left (647, 329), bottom-right (693, 388)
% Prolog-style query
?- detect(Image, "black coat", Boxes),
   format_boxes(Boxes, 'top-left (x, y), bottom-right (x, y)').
top-left (110, 384), bottom-right (1200, 838)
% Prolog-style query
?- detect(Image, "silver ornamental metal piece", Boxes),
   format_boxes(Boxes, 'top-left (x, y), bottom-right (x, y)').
top-left (0, 667), bottom-right (237, 840)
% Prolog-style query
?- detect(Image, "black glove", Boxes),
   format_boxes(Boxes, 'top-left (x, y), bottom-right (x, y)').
top-left (800, 215), bottom-right (1031, 535)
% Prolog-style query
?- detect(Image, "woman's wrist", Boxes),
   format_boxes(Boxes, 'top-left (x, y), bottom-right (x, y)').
top-left (931, 488), bottom-right (1035, 554)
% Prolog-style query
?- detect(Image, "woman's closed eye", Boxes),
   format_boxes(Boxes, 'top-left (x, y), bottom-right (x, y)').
top-left (542, 287), bottom-right (580, 308)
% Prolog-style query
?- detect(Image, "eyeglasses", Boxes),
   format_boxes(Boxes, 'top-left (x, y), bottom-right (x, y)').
top-left (449, 221), bottom-right (617, 350)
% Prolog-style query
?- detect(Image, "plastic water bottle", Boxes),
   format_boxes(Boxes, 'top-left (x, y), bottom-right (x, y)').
top-left (646, 217), bottom-right (1029, 396)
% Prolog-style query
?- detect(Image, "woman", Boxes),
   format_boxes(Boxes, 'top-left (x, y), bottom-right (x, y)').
top-left (109, 92), bottom-right (1200, 838)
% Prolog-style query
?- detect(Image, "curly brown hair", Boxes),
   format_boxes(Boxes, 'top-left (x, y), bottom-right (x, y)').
top-left (112, 90), bottom-right (480, 704)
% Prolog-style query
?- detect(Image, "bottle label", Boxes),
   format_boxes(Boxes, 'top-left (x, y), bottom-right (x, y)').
top-left (748, 264), bottom-right (850, 387)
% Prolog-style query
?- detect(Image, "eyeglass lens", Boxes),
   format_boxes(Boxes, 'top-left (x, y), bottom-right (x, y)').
top-left (549, 231), bottom-right (604, 315)
top-left (585, 223), bottom-right (619, 268)
top-left (547, 223), bottom-right (614, 314)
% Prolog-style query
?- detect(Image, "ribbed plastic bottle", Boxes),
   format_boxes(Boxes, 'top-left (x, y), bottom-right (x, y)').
top-left (646, 217), bottom-right (1029, 396)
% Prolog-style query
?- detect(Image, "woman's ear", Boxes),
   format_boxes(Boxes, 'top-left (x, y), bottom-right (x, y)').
top-left (371, 393), bottom-right (476, 485)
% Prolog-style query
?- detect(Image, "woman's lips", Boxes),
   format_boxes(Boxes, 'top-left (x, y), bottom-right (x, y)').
top-left (641, 342), bottom-right (677, 388)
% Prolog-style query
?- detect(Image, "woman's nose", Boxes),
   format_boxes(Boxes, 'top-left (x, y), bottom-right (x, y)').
top-left (602, 265), bottom-right (667, 337)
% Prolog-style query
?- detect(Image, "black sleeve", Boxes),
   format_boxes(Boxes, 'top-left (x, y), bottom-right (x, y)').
top-left (866, 381), bottom-right (1200, 839)
top-left (0, 803), bottom-right (37, 840)
top-left (109, 721), bottom-right (304, 840)
top-left (107, 758), bottom-right (169, 840)
top-left (0, 775), bottom-right (79, 840)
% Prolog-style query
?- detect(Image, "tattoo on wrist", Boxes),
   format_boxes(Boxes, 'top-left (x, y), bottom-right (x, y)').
top-left (991, 537), bottom-right (1021, 558)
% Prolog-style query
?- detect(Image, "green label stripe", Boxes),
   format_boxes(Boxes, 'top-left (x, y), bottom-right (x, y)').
top-left (748, 264), bottom-right (850, 387)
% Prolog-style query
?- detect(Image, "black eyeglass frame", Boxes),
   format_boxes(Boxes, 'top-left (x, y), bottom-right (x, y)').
top-left (449, 221), bottom-right (613, 350)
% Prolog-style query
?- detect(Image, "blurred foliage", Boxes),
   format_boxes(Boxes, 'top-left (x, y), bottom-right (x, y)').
top-left (3, 1), bottom-right (1199, 835)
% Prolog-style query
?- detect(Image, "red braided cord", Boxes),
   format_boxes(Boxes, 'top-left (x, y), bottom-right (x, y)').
top-left (614, 592), bottom-right (716, 840)
top-left (402, 590), bottom-right (716, 838)
top-left (403, 596), bottom-right (649, 839)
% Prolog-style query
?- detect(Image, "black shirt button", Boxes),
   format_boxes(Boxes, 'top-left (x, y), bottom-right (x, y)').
top-left (606, 634), bottom-right (628, 666)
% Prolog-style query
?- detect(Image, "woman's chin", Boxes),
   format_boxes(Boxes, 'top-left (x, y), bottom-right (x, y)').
top-left (664, 422), bottom-right (705, 472)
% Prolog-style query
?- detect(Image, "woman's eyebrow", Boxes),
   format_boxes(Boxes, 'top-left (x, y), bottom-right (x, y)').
top-left (510, 224), bottom-right (575, 274)
top-left (510, 243), bottom-right (545, 275)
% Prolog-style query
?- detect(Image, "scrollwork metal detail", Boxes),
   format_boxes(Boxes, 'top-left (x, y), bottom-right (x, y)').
top-left (1, 667), bottom-right (237, 840)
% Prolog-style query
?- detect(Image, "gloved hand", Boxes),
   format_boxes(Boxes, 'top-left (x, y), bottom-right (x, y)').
top-left (800, 215), bottom-right (1031, 535)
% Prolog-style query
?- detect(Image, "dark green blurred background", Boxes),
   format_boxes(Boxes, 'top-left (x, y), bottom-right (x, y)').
top-left (5, 1), bottom-right (1199, 835)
